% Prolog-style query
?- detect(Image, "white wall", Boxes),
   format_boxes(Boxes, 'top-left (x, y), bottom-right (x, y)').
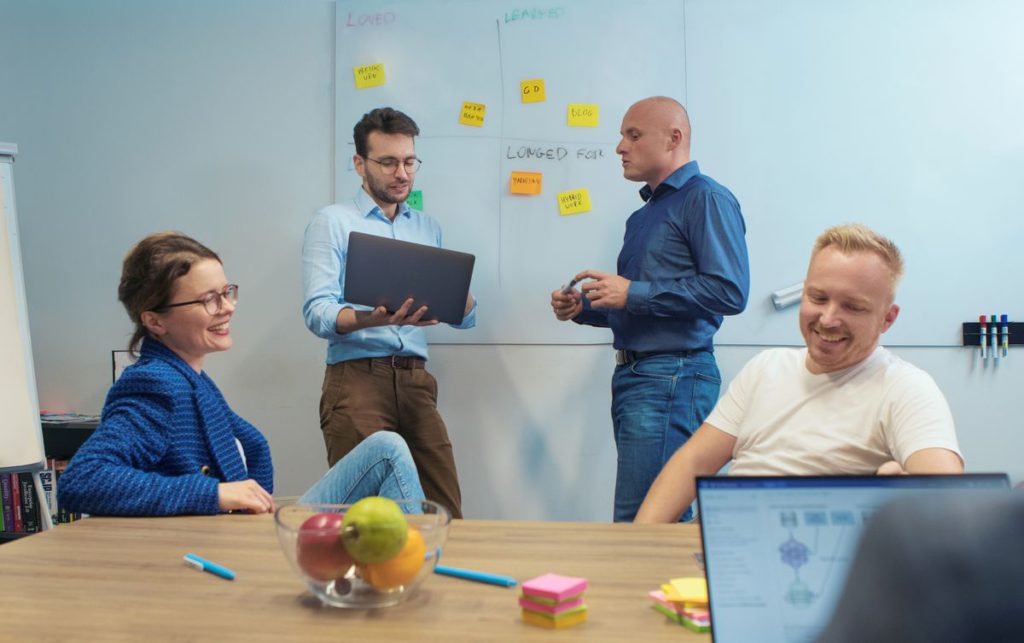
top-left (1, 1), bottom-right (1020, 522)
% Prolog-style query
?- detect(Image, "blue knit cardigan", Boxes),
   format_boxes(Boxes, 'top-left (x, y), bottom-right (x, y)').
top-left (57, 338), bottom-right (274, 516)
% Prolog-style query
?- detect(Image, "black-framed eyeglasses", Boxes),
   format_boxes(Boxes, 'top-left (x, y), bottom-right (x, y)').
top-left (363, 156), bottom-right (422, 174)
top-left (154, 284), bottom-right (239, 315)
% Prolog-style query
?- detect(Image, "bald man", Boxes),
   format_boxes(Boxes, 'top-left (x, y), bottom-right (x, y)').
top-left (550, 97), bottom-right (750, 522)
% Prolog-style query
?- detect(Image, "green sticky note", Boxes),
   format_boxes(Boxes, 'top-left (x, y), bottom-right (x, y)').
top-left (407, 190), bottom-right (423, 211)
top-left (651, 603), bottom-right (684, 625)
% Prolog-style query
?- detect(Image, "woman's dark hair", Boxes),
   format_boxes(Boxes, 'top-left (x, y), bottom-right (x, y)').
top-left (119, 232), bottom-right (220, 354)
top-left (353, 107), bottom-right (420, 158)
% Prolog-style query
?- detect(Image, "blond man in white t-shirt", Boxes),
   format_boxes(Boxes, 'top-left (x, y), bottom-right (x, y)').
top-left (635, 223), bottom-right (964, 523)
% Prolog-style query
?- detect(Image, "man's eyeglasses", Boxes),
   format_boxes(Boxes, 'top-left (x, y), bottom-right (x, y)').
top-left (363, 156), bottom-right (422, 174)
top-left (154, 284), bottom-right (239, 315)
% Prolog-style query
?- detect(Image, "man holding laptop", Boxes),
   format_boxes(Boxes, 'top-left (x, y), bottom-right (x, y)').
top-left (635, 223), bottom-right (964, 523)
top-left (302, 107), bottom-right (476, 519)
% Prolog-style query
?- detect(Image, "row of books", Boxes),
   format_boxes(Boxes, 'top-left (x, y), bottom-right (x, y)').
top-left (1, 459), bottom-right (83, 534)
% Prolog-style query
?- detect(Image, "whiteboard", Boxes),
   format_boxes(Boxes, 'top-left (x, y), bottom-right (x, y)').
top-left (688, 0), bottom-right (1024, 346)
top-left (335, 0), bottom-right (1024, 346)
top-left (0, 144), bottom-right (46, 472)
top-left (335, 0), bottom-right (686, 344)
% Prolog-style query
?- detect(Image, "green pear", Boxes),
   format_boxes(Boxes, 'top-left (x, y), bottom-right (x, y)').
top-left (341, 497), bottom-right (409, 564)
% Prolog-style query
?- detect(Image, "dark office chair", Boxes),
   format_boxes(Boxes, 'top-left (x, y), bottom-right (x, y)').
top-left (817, 490), bottom-right (1024, 643)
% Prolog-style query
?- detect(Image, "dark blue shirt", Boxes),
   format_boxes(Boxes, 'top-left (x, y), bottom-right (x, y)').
top-left (575, 161), bottom-right (749, 352)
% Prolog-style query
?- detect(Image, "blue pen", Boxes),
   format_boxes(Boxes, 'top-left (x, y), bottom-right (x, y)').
top-left (434, 565), bottom-right (517, 587)
top-left (184, 553), bottom-right (236, 581)
top-left (1001, 314), bottom-right (1009, 358)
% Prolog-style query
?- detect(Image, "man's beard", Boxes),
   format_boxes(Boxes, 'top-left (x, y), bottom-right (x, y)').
top-left (365, 172), bottom-right (410, 204)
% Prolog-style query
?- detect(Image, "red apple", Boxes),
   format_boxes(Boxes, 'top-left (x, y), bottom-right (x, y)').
top-left (296, 512), bottom-right (354, 582)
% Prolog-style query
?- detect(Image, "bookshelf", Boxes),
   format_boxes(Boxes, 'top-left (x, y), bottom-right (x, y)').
top-left (41, 420), bottom-right (98, 460)
top-left (0, 420), bottom-right (97, 542)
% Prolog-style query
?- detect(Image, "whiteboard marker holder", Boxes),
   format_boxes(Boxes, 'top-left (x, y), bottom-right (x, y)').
top-left (962, 322), bottom-right (1021, 346)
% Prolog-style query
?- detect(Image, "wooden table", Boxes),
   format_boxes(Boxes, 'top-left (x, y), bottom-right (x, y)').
top-left (0, 516), bottom-right (707, 641)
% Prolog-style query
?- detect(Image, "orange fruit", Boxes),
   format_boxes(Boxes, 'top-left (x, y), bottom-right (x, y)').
top-left (358, 526), bottom-right (426, 590)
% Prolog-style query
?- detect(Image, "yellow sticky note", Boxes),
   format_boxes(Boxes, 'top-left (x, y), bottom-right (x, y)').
top-left (353, 63), bottom-right (385, 89)
top-left (510, 171), bottom-right (543, 195)
top-left (567, 104), bottom-right (599, 127)
top-left (668, 577), bottom-right (708, 604)
top-left (557, 189), bottom-right (591, 215)
top-left (459, 101), bottom-right (486, 127)
top-left (520, 79), bottom-right (546, 103)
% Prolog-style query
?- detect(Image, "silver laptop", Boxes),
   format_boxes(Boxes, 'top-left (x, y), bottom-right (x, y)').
top-left (696, 474), bottom-right (1010, 643)
top-left (344, 232), bottom-right (475, 325)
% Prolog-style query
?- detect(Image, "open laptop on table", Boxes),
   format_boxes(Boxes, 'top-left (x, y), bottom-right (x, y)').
top-left (696, 474), bottom-right (1010, 643)
top-left (344, 232), bottom-right (475, 325)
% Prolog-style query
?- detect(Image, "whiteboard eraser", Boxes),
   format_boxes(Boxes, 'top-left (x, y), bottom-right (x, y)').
top-left (770, 282), bottom-right (804, 311)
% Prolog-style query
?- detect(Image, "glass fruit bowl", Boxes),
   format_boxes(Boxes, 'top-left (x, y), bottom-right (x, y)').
top-left (274, 499), bottom-right (450, 608)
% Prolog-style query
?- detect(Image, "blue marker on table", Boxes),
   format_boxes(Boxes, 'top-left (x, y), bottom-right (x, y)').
top-left (987, 315), bottom-right (995, 362)
top-left (1001, 314), bottom-right (1009, 358)
top-left (434, 565), bottom-right (517, 587)
top-left (979, 315), bottom-right (987, 359)
top-left (184, 553), bottom-right (236, 580)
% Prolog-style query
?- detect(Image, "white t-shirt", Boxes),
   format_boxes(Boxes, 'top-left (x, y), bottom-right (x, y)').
top-left (706, 346), bottom-right (962, 475)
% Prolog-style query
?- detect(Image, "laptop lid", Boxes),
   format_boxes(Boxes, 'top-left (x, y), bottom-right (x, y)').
top-left (344, 231), bottom-right (475, 325)
top-left (696, 474), bottom-right (1010, 643)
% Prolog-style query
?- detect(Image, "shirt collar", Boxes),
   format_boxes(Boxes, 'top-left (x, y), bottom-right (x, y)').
top-left (354, 186), bottom-right (412, 221)
top-left (639, 160), bottom-right (700, 202)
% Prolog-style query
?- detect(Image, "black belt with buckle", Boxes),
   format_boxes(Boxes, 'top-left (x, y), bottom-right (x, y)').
top-left (614, 349), bottom-right (699, 366)
top-left (369, 355), bottom-right (426, 369)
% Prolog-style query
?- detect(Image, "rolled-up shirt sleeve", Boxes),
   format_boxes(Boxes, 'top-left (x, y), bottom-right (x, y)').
top-left (302, 209), bottom-right (348, 338)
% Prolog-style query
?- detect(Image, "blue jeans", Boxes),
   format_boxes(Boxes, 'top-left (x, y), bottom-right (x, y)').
top-left (299, 432), bottom-right (425, 510)
top-left (611, 351), bottom-right (721, 522)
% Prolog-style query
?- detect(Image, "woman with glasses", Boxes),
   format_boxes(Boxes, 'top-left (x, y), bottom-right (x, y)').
top-left (58, 232), bottom-right (424, 516)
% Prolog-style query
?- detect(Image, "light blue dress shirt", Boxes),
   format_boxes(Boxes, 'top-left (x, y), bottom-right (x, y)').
top-left (302, 188), bottom-right (477, 364)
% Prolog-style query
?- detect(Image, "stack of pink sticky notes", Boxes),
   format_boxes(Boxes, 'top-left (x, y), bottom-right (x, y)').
top-left (519, 573), bottom-right (588, 629)
top-left (648, 577), bottom-right (710, 633)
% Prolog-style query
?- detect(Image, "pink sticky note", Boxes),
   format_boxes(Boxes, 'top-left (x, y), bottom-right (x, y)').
top-left (521, 573), bottom-right (588, 602)
top-left (648, 590), bottom-right (684, 615)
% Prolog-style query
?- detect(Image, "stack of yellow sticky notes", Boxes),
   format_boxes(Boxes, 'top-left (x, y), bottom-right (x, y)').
top-left (519, 573), bottom-right (588, 629)
top-left (648, 576), bottom-right (710, 633)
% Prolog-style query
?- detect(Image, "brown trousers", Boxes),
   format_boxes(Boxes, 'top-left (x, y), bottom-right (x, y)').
top-left (319, 358), bottom-right (463, 519)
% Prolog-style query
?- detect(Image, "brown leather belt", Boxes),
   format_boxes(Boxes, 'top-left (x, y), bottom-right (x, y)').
top-left (366, 355), bottom-right (426, 369)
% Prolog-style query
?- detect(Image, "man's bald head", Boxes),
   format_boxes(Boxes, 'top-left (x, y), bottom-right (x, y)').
top-left (617, 96), bottom-right (692, 189)
top-left (629, 96), bottom-right (691, 148)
